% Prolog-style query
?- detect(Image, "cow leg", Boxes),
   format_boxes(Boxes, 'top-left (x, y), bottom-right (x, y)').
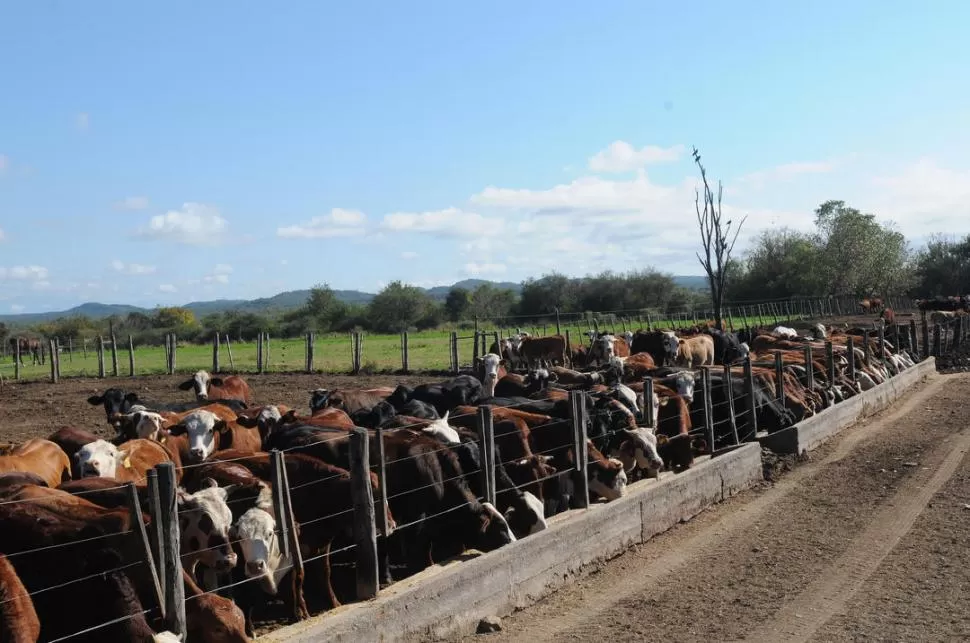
top-left (377, 537), bottom-right (394, 588)
top-left (321, 541), bottom-right (341, 610)
top-left (288, 566), bottom-right (309, 621)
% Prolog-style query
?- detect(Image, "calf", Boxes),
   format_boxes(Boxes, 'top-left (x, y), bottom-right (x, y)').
top-left (169, 409), bottom-right (262, 464)
top-left (179, 371), bottom-right (254, 405)
top-left (674, 334), bottom-right (715, 367)
top-left (0, 439), bottom-right (71, 488)
top-left (178, 481), bottom-right (239, 579)
top-left (312, 387), bottom-right (394, 414)
top-left (518, 335), bottom-right (568, 368)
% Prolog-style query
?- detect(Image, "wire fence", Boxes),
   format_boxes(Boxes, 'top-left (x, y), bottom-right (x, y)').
top-left (0, 294), bottom-right (920, 383)
top-left (0, 309), bottom-right (961, 641)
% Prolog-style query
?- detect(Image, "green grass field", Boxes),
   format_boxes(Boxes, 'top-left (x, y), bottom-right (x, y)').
top-left (0, 315), bottom-right (795, 382)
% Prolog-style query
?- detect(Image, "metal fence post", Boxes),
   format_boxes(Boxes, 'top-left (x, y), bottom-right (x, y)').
top-left (97, 335), bottom-right (106, 378)
top-left (846, 336), bottom-right (856, 383)
top-left (722, 364), bottom-right (739, 445)
top-left (569, 390), bottom-right (590, 510)
top-left (877, 326), bottom-right (886, 370)
top-left (643, 376), bottom-right (655, 429)
top-left (773, 352), bottom-right (784, 402)
top-left (743, 357), bottom-right (757, 438)
top-left (933, 324), bottom-right (942, 357)
top-left (374, 428), bottom-right (390, 538)
top-left (349, 428), bottom-right (379, 600)
top-left (826, 341), bottom-right (836, 386)
top-left (803, 345), bottom-right (815, 392)
top-left (702, 368), bottom-right (715, 455)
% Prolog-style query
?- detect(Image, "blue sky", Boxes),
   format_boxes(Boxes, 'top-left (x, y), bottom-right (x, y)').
top-left (2, 1), bottom-right (970, 314)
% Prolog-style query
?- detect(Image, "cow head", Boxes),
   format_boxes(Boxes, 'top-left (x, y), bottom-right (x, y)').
top-left (75, 439), bottom-right (124, 478)
top-left (230, 506), bottom-right (287, 595)
top-left (620, 330), bottom-right (634, 348)
top-left (665, 371), bottom-right (696, 403)
top-left (178, 480), bottom-right (238, 574)
top-left (126, 410), bottom-right (166, 441)
top-left (593, 334), bottom-right (616, 365)
top-left (309, 389), bottom-right (331, 413)
top-left (169, 410), bottom-right (227, 463)
top-left (503, 491), bottom-right (548, 538)
top-left (481, 353), bottom-right (501, 397)
top-left (738, 342), bottom-right (750, 360)
top-left (236, 405), bottom-right (282, 439)
top-left (178, 370), bottom-right (222, 401)
top-left (661, 331), bottom-right (679, 365)
top-left (473, 502), bottom-right (517, 551)
top-left (421, 412), bottom-right (461, 444)
top-left (621, 427), bottom-right (664, 475)
top-left (588, 456), bottom-right (628, 501)
top-left (87, 388), bottom-right (140, 429)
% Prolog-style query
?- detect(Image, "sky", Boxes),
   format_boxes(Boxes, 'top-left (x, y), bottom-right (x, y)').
top-left (2, 1), bottom-right (970, 315)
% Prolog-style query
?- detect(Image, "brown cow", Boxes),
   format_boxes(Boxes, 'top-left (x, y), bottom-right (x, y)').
top-left (620, 352), bottom-right (658, 380)
top-left (674, 334), bottom-right (715, 367)
top-left (166, 409), bottom-right (261, 463)
top-left (275, 407), bottom-right (355, 430)
top-left (518, 335), bottom-right (568, 368)
top-left (311, 387), bottom-right (394, 414)
top-left (0, 554), bottom-right (40, 643)
top-left (73, 438), bottom-right (176, 483)
top-left (179, 370), bottom-right (254, 405)
top-left (0, 439), bottom-right (71, 488)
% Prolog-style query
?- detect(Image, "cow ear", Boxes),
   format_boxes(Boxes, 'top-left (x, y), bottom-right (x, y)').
top-left (210, 378), bottom-right (224, 387)
top-left (124, 393), bottom-right (139, 404)
top-left (442, 410), bottom-right (450, 423)
top-left (658, 397), bottom-right (670, 406)
top-left (202, 477), bottom-right (219, 489)
top-left (656, 434), bottom-right (669, 445)
top-left (168, 423), bottom-right (188, 436)
top-left (280, 410), bottom-right (297, 423)
top-left (236, 415), bottom-right (258, 428)
top-left (177, 380), bottom-right (195, 391)
top-left (214, 420), bottom-right (229, 433)
top-left (87, 395), bottom-right (104, 405)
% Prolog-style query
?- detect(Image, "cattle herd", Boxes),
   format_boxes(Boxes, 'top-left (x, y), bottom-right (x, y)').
top-left (0, 319), bottom-right (924, 642)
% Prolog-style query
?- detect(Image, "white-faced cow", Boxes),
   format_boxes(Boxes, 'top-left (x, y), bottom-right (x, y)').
top-left (178, 371), bottom-right (253, 406)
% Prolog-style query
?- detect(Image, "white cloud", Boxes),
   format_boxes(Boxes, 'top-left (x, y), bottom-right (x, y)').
top-left (204, 274), bottom-right (230, 285)
top-left (866, 159), bottom-right (970, 236)
top-left (32, 281), bottom-right (51, 290)
top-left (737, 160), bottom-right (837, 188)
top-left (137, 203), bottom-right (229, 245)
top-left (0, 155), bottom-right (8, 174)
top-left (382, 207), bottom-right (503, 237)
top-left (0, 265), bottom-right (49, 281)
top-left (588, 141), bottom-right (686, 173)
top-left (213, 263), bottom-right (233, 274)
top-left (464, 262), bottom-right (507, 276)
top-left (0, 227), bottom-right (5, 241)
top-left (10, 304), bottom-right (24, 313)
top-left (110, 259), bottom-right (156, 275)
top-left (76, 112), bottom-right (90, 131)
top-left (158, 284), bottom-right (177, 293)
top-left (114, 196), bottom-right (150, 211)
top-left (400, 251), bottom-right (419, 260)
top-left (277, 208), bottom-right (367, 238)
top-left (199, 264), bottom-right (233, 285)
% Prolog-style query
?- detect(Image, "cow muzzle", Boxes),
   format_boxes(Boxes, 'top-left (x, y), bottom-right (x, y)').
top-left (189, 448), bottom-right (206, 462)
top-left (215, 551), bottom-right (238, 572)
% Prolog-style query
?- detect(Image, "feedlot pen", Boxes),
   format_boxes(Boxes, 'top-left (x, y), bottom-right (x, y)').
top-left (462, 371), bottom-right (970, 643)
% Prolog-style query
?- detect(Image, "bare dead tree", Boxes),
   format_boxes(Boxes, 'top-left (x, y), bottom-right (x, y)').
top-left (693, 147), bottom-right (746, 330)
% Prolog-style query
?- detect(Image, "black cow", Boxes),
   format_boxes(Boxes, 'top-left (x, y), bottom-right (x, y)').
top-left (703, 328), bottom-right (746, 365)
top-left (630, 330), bottom-right (679, 367)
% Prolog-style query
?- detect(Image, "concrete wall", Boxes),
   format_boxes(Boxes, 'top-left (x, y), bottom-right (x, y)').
top-left (262, 443), bottom-right (764, 643)
top-left (758, 357), bottom-right (937, 455)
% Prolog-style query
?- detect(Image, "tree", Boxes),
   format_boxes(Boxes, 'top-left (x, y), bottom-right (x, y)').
top-left (692, 147), bottom-right (745, 330)
top-left (154, 307), bottom-right (196, 328)
top-left (444, 287), bottom-right (471, 322)
top-left (517, 273), bottom-right (579, 316)
top-left (911, 234), bottom-right (970, 296)
top-left (729, 228), bottom-right (824, 300)
top-left (367, 281), bottom-right (434, 332)
top-left (467, 284), bottom-right (516, 321)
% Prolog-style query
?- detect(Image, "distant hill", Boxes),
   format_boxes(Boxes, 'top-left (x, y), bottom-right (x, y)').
top-left (0, 275), bottom-right (707, 324)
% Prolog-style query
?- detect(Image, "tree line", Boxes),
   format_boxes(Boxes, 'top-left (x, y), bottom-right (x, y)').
top-left (0, 197), bottom-right (965, 347)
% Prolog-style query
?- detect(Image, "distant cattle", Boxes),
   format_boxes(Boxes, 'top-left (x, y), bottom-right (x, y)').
top-left (179, 371), bottom-right (254, 406)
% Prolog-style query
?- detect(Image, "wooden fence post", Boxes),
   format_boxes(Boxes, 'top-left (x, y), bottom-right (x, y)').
top-left (374, 428), bottom-right (390, 538)
top-left (909, 321), bottom-right (918, 360)
top-left (128, 335), bottom-right (135, 376)
top-left (257, 333), bottom-right (264, 373)
top-left (569, 390), bottom-right (590, 509)
top-left (349, 428), bottom-right (379, 600)
top-left (555, 307), bottom-right (561, 335)
top-left (157, 463), bottom-right (186, 638)
top-left (877, 326), bottom-right (886, 370)
top-left (97, 335), bottom-right (106, 378)
top-left (146, 470), bottom-right (165, 601)
top-left (48, 339), bottom-right (58, 383)
top-left (278, 453), bottom-right (304, 586)
top-left (224, 334), bottom-right (234, 371)
top-left (263, 332), bottom-right (270, 370)
top-left (401, 331), bottom-right (410, 373)
top-left (269, 450), bottom-right (291, 559)
top-left (110, 331), bottom-right (119, 377)
top-left (450, 331), bottom-right (459, 375)
top-left (933, 324), bottom-right (942, 357)
top-left (846, 336), bottom-right (856, 384)
top-left (305, 332), bottom-right (314, 373)
top-left (126, 482), bottom-right (164, 617)
top-left (212, 333), bottom-right (221, 374)
top-left (743, 357), bottom-right (757, 438)
top-left (67, 337), bottom-right (73, 363)
top-left (477, 406), bottom-right (497, 506)
top-left (643, 377), bottom-right (655, 428)
top-left (169, 334), bottom-right (177, 374)
top-left (956, 316), bottom-right (963, 350)
top-left (922, 321), bottom-right (931, 360)
top-left (13, 340), bottom-right (19, 381)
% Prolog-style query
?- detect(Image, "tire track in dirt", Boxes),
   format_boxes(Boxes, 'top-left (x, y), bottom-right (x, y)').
top-left (459, 371), bottom-right (959, 643)
top-left (741, 421), bottom-right (970, 642)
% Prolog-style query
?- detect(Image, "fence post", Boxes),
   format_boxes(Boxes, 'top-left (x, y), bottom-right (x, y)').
top-left (126, 481), bottom-right (164, 617)
top-left (97, 335), bottom-right (106, 378)
top-left (374, 428), bottom-right (390, 538)
top-left (721, 364), bottom-right (739, 445)
top-left (922, 321), bottom-right (931, 360)
top-left (223, 334), bottom-right (234, 371)
top-left (263, 332), bottom-right (270, 370)
top-left (13, 340), bottom-right (19, 380)
top-left (933, 324), bottom-right (942, 357)
top-left (146, 470), bottom-right (165, 600)
top-left (305, 332), bottom-right (314, 373)
top-left (956, 316), bottom-right (964, 350)
top-left (55, 338), bottom-right (61, 379)
top-left (128, 335), bottom-right (135, 376)
top-left (642, 376), bottom-right (655, 428)
top-left (555, 307), bottom-right (561, 335)
top-left (210, 333), bottom-right (220, 374)
top-left (269, 450), bottom-right (291, 560)
top-left (569, 390), bottom-right (590, 510)
top-left (67, 337), bottom-right (73, 363)
top-left (702, 368), bottom-right (715, 455)
top-left (110, 331), bottom-right (119, 377)
top-left (892, 322), bottom-right (901, 353)
top-left (48, 339), bottom-right (57, 383)
top-left (257, 333), bottom-right (265, 373)
top-left (909, 320), bottom-right (918, 360)
top-left (846, 336), bottom-right (856, 384)
top-left (477, 406), bottom-right (497, 506)
top-left (169, 334), bottom-right (177, 374)
top-left (349, 428), bottom-right (379, 600)
top-left (450, 331), bottom-right (459, 375)
top-left (156, 462), bottom-right (186, 638)
top-left (278, 452), bottom-right (304, 587)
top-left (802, 345), bottom-right (814, 391)
top-left (773, 351), bottom-right (784, 402)
top-left (877, 326), bottom-right (886, 370)
top-left (826, 341), bottom-right (836, 386)
top-left (743, 357), bottom-right (757, 438)
top-left (401, 331), bottom-right (410, 373)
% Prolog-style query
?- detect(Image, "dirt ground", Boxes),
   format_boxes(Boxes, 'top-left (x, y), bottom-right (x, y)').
top-left (0, 372), bottom-right (435, 443)
top-left (456, 371), bottom-right (970, 643)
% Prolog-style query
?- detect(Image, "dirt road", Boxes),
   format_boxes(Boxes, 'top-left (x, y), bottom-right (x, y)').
top-left (460, 371), bottom-right (970, 643)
